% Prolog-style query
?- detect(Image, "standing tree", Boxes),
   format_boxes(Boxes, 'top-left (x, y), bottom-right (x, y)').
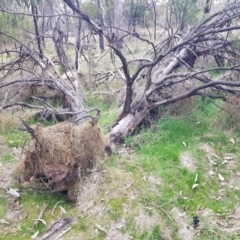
top-left (97, 0), bottom-right (105, 51)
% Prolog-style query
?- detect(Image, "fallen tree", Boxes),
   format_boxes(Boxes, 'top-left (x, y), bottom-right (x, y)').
top-left (62, 0), bottom-right (240, 142)
top-left (1, 1), bottom-right (240, 144)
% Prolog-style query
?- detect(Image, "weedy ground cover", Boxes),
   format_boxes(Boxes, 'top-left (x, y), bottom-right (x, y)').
top-left (0, 97), bottom-right (240, 239)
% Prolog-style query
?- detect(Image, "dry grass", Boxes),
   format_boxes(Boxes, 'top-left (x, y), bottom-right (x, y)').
top-left (219, 94), bottom-right (240, 128)
top-left (0, 109), bottom-right (41, 134)
top-left (15, 121), bottom-right (106, 200)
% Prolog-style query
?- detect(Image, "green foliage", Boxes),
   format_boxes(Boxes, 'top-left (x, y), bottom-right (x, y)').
top-left (2, 154), bottom-right (15, 163)
top-left (126, 100), bottom-right (238, 218)
top-left (1, 97), bottom-right (240, 239)
top-left (82, 0), bottom-right (98, 20)
top-left (0, 12), bottom-right (32, 44)
top-left (86, 94), bottom-right (118, 132)
top-left (107, 198), bottom-right (126, 220)
top-left (138, 226), bottom-right (162, 240)
top-left (123, 0), bottom-right (150, 28)
top-left (1, 189), bottom-right (72, 240)
top-left (0, 195), bottom-right (8, 219)
top-left (167, 0), bottom-right (202, 29)
top-left (3, 130), bottom-right (30, 148)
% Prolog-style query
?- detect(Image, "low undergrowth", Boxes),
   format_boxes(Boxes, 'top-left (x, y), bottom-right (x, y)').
top-left (0, 98), bottom-right (240, 239)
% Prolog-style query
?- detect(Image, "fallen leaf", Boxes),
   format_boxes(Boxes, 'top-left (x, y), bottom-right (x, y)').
top-left (179, 212), bottom-right (186, 217)
top-left (194, 173), bottom-right (198, 184)
top-left (218, 173), bottom-right (224, 182)
top-left (211, 153), bottom-right (220, 159)
top-left (7, 188), bottom-right (20, 198)
top-left (59, 205), bottom-right (67, 214)
top-left (192, 183), bottom-right (199, 190)
top-left (114, 223), bottom-right (125, 229)
top-left (36, 218), bottom-right (47, 226)
top-left (95, 223), bottom-right (108, 234)
top-left (0, 219), bottom-right (9, 224)
top-left (224, 153), bottom-right (234, 160)
top-left (209, 170), bottom-right (215, 176)
top-left (31, 230), bottom-right (39, 239)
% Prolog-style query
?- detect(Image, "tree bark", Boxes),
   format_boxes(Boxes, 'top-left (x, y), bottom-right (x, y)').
top-left (31, 1), bottom-right (43, 59)
top-left (97, 0), bottom-right (105, 51)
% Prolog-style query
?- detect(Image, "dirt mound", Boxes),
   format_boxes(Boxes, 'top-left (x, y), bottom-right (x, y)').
top-left (15, 121), bottom-right (105, 200)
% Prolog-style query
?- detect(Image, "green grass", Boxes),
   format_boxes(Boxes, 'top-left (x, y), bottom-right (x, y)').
top-left (0, 189), bottom-right (73, 240)
top-left (2, 154), bottom-right (15, 163)
top-left (3, 130), bottom-right (30, 148)
top-left (1, 97), bottom-right (240, 239)
top-left (86, 93), bottom-right (118, 132)
top-left (120, 100), bottom-right (240, 238)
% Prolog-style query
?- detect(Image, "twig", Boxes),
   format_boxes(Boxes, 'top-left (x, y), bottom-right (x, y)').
top-left (35, 217), bottom-right (74, 240)
top-left (158, 205), bottom-right (174, 223)
top-left (141, 195), bottom-right (183, 222)
top-left (19, 117), bottom-right (35, 136)
top-left (159, 195), bottom-right (183, 208)
top-left (33, 203), bottom-right (48, 228)
top-left (55, 226), bottom-right (71, 240)
top-left (31, 96), bottom-right (60, 114)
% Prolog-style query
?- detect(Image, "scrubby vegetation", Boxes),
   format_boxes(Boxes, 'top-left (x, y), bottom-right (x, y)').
top-left (1, 95), bottom-right (240, 239)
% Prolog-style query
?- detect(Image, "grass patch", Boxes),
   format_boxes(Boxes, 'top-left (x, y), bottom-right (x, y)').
top-left (3, 130), bottom-right (30, 148)
top-left (1, 97), bottom-right (240, 239)
top-left (86, 94), bottom-right (118, 132)
top-left (2, 154), bottom-right (14, 163)
top-left (1, 189), bottom-right (73, 240)
top-left (123, 101), bottom-right (240, 238)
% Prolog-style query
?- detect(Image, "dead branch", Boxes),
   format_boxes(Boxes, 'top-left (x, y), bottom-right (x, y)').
top-left (32, 203), bottom-right (48, 228)
top-left (35, 217), bottom-right (74, 240)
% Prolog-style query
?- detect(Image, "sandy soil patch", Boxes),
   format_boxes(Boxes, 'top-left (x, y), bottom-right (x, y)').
top-left (170, 207), bottom-right (195, 240)
top-left (179, 152), bottom-right (196, 172)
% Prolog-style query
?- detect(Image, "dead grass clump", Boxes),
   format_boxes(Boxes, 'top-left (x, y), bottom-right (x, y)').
top-left (0, 109), bottom-right (41, 133)
top-left (219, 94), bottom-right (240, 128)
top-left (0, 111), bottom-right (19, 133)
top-left (15, 121), bottom-right (105, 200)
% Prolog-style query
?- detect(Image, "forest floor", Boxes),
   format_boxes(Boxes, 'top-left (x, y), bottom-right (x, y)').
top-left (0, 98), bottom-right (240, 240)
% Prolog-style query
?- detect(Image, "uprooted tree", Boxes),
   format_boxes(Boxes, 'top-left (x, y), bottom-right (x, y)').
top-left (1, 1), bottom-right (240, 140)
top-left (62, 0), bottom-right (240, 142)
top-left (1, 0), bottom-right (240, 142)
top-left (1, 0), bottom-right (240, 197)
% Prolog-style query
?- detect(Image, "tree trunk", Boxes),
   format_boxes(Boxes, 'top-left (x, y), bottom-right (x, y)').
top-left (152, 0), bottom-right (157, 41)
top-left (75, 0), bottom-right (82, 70)
top-left (31, 1), bottom-right (43, 59)
top-left (50, 0), bottom-right (71, 72)
top-left (107, 101), bottom-right (148, 143)
top-left (97, 0), bottom-right (105, 51)
top-left (114, 0), bottom-right (123, 49)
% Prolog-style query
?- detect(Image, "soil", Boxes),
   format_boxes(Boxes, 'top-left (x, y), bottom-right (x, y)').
top-left (179, 152), bottom-right (196, 172)
top-left (170, 207), bottom-right (195, 240)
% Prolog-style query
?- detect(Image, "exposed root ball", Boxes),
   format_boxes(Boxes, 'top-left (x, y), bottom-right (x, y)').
top-left (15, 121), bottom-right (105, 200)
